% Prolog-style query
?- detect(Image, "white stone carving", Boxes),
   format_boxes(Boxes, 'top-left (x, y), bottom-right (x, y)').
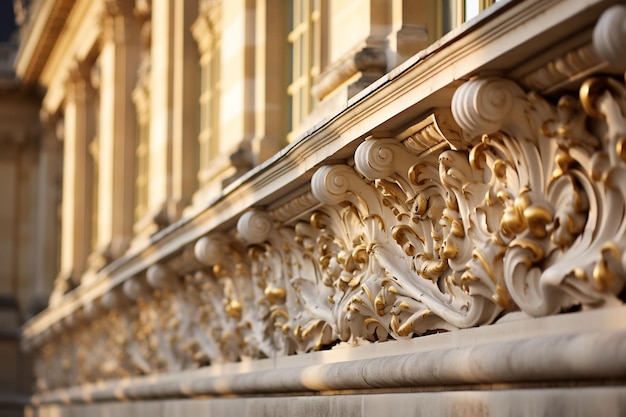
top-left (122, 277), bottom-right (145, 300)
top-left (593, 4), bottom-right (626, 69)
top-left (451, 77), bottom-right (526, 137)
top-left (237, 209), bottom-right (274, 244)
top-left (520, 44), bottom-right (601, 92)
top-left (100, 289), bottom-right (121, 310)
top-left (29, 74), bottom-right (626, 392)
top-left (311, 165), bottom-right (357, 205)
top-left (146, 263), bottom-right (176, 289)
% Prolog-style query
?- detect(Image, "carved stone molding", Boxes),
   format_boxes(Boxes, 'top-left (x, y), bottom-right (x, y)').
top-left (518, 4), bottom-right (626, 93)
top-left (396, 109), bottom-right (475, 154)
top-left (520, 43), bottom-right (602, 92)
top-left (27, 74), bottom-right (626, 393)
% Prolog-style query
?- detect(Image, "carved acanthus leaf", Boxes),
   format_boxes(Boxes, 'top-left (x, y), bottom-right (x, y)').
top-left (30, 74), bottom-right (626, 392)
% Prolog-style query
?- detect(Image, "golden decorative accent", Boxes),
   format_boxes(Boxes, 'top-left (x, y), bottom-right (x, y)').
top-left (265, 287), bottom-right (287, 304)
top-left (580, 77), bottom-right (622, 119)
top-left (616, 137), bottom-right (626, 163)
top-left (32, 74), bottom-right (626, 390)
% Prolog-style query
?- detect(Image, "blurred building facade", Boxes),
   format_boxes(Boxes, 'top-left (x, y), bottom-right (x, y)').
top-left (2, 0), bottom-right (626, 416)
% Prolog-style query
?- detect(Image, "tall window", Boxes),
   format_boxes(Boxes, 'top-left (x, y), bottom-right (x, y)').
top-left (198, 38), bottom-right (220, 184)
top-left (287, 0), bottom-right (321, 141)
top-left (429, 0), bottom-right (500, 42)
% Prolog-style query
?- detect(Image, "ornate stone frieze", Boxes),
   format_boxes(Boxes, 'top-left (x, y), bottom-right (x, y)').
top-left (29, 73), bottom-right (626, 392)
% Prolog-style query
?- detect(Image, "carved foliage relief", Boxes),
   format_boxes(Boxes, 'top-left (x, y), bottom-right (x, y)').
top-left (31, 76), bottom-right (626, 391)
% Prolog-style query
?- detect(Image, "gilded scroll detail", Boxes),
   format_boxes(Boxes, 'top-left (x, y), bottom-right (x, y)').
top-left (30, 75), bottom-right (626, 391)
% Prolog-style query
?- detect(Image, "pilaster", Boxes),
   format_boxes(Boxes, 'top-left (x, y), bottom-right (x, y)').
top-left (53, 61), bottom-right (95, 304)
top-left (251, 0), bottom-right (287, 164)
top-left (147, 0), bottom-right (175, 227)
top-left (386, 0), bottom-right (430, 67)
top-left (96, 0), bottom-right (139, 259)
top-left (171, 0), bottom-right (199, 220)
top-left (218, 0), bottom-right (255, 186)
top-left (311, 0), bottom-right (387, 105)
top-left (144, 0), bottom-right (199, 229)
top-left (31, 110), bottom-right (61, 315)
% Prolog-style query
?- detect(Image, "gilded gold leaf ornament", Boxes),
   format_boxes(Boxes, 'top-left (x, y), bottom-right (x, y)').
top-left (615, 136), bottom-right (626, 162)
top-left (580, 77), bottom-right (624, 120)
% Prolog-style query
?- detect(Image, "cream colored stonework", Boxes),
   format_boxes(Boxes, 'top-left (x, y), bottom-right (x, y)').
top-left (5, 0), bottom-right (626, 416)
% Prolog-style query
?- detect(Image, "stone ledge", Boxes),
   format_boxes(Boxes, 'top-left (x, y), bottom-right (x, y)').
top-left (32, 306), bottom-right (626, 404)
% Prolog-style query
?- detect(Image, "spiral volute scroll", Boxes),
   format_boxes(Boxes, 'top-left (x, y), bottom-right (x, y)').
top-left (451, 77), bottom-right (525, 136)
top-left (354, 138), bottom-right (401, 179)
top-left (593, 5), bottom-right (626, 69)
top-left (237, 209), bottom-right (273, 244)
top-left (146, 264), bottom-right (177, 289)
top-left (83, 300), bottom-right (102, 319)
top-left (311, 165), bottom-right (357, 205)
top-left (194, 234), bottom-right (227, 265)
top-left (122, 278), bottom-right (145, 300)
top-left (101, 290), bottom-right (120, 309)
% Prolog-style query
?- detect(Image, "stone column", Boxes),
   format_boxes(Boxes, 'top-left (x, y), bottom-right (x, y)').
top-left (30, 110), bottom-right (61, 315)
top-left (219, 0), bottom-right (255, 186)
top-left (148, 0), bottom-right (175, 227)
top-left (148, 0), bottom-right (198, 227)
top-left (53, 61), bottom-right (95, 303)
top-left (171, 0), bottom-right (199, 220)
top-left (252, 0), bottom-right (287, 164)
top-left (96, 0), bottom-right (139, 260)
top-left (311, 0), bottom-right (388, 103)
top-left (387, 0), bottom-right (430, 67)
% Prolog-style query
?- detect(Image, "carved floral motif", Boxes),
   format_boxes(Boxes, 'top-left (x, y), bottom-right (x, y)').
top-left (31, 74), bottom-right (626, 391)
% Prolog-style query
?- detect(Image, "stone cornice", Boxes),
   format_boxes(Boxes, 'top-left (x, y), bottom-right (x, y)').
top-left (22, 0), bottom-right (625, 352)
top-left (40, 0), bottom-right (104, 113)
top-left (13, 0), bottom-right (75, 86)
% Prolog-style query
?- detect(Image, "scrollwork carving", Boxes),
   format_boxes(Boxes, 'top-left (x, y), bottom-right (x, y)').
top-left (237, 209), bottom-right (273, 244)
top-left (451, 77), bottom-right (527, 137)
top-left (30, 74), bottom-right (626, 393)
top-left (593, 4), bottom-right (626, 69)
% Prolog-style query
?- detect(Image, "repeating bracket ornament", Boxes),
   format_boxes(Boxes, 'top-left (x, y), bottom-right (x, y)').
top-left (237, 209), bottom-right (274, 244)
top-left (451, 77), bottom-right (527, 137)
top-left (30, 73), bottom-right (626, 392)
top-left (593, 4), bottom-right (626, 70)
top-left (398, 109), bottom-right (475, 154)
